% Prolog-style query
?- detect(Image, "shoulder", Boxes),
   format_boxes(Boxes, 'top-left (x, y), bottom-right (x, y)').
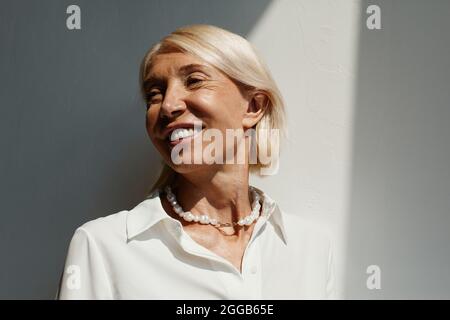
top-left (74, 209), bottom-right (129, 243)
top-left (256, 184), bottom-right (333, 250)
top-left (70, 195), bottom-right (161, 245)
top-left (280, 209), bottom-right (333, 250)
top-left (71, 196), bottom-right (154, 244)
top-left (65, 210), bottom-right (129, 255)
top-left (279, 210), bottom-right (336, 298)
top-left (279, 210), bottom-right (335, 287)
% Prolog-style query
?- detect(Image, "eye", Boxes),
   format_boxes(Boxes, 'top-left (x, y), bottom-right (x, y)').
top-left (186, 76), bottom-right (204, 87)
top-left (147, 89), bottom-right (163, 104)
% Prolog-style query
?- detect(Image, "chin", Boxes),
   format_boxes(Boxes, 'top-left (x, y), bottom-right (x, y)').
top-left (167, 161), bottom-right (220, 176)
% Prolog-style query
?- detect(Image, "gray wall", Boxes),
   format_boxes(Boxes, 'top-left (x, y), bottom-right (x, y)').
top-left (346, 0), bottom-right (450, 298)
top-left (0, 0), bottom-right (271, 299)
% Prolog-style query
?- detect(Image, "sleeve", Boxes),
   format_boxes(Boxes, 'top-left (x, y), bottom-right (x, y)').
top-left (56, 227), bottom-right (114, 300)
top-left (325, 239), bottom-right (337, 300)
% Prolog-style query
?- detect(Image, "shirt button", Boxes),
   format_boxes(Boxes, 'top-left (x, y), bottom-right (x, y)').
top-left (250, 265), bottom-right (258, 274)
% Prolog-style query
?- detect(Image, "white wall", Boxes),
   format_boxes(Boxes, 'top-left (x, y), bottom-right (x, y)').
top-left (248, 0), bottom-right (361, 299)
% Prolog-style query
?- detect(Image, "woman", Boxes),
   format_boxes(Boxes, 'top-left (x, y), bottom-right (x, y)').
top-left (57, 24), bottom-right (335, 299)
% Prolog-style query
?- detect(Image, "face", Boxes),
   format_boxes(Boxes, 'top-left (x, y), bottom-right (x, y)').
top-left (144, 51), bottom-right (263, 173)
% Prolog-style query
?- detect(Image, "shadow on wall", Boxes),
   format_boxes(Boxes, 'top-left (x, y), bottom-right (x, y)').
top-left (0, 0), bottom-right (272, 299)
top-left (345, 0), bottom-right (450, 298)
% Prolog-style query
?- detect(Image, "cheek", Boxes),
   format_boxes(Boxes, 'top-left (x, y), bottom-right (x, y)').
top-left (218, 102), bottom-right (245, 129)
top-left (145, 107), bottom-right (159, 136)
top-left (197, 92), bottom-right (245, 126)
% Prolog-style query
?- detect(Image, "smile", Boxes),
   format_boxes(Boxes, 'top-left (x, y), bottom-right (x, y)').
top-left (168, 127), bottom-right (204, 146)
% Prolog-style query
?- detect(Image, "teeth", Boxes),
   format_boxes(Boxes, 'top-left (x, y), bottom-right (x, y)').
top-left (170, 127), bottom-right (202, 142)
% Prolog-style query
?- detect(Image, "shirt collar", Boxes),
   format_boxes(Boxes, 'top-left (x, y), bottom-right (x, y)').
top-left (126, 186), bottom-right (288, 244)
top-left (125, 189), bottom-right (170, 240)
top-left (251, 185), bottom-right (289, 245)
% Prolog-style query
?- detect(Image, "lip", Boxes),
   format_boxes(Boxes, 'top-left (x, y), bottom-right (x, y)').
top-left (162, 122), bottom-right (205, 139)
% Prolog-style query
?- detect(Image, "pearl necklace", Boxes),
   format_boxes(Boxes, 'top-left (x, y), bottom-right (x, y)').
top-left (164, 185), bottom-right (261, 228)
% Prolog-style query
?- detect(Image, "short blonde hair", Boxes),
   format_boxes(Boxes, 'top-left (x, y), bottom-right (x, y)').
top-left (139, 24), bottom-right (286, 194)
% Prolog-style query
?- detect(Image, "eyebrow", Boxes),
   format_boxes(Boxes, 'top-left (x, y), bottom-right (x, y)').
top-left (143, 63), bottom-right (212, 89)
top-left (178, 63), bottom-right (212, 76)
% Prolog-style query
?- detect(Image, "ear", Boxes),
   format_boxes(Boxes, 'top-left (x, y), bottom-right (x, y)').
top-left (242, 92), bottom-right (268, 129)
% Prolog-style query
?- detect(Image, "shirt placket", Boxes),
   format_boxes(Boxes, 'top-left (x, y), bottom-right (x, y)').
top-left (225, 236), bottom-right (262, 299)
top-left (164, 210), bottom-right (268, 299)
top-left (207, 218), bottom-right (265, 299)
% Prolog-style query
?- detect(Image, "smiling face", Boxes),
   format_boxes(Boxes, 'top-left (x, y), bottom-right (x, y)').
top-left (144, 51), bottom-right (261, 174)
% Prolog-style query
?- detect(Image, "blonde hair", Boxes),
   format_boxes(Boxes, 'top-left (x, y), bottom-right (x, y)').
top-left (139, 24), bottom-right (286, 195)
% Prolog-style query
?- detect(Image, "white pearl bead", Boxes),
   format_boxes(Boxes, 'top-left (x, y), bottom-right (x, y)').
top-left (173, 205), bottom-right (183, 214)
top-left (199, 215), bottom-right (209, 224)
top-left (166, 185), bottom-right (262, 227)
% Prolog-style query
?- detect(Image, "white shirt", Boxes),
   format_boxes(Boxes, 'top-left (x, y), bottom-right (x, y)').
top-left (57, 186), bottom-right (335, 299)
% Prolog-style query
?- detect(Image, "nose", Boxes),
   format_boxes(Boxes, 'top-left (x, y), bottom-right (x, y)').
top-left (160, 82), bottom-right (186, 120)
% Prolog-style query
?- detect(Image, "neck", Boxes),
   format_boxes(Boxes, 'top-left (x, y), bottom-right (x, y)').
top-left (172, 164), bottom-right (253, 226)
